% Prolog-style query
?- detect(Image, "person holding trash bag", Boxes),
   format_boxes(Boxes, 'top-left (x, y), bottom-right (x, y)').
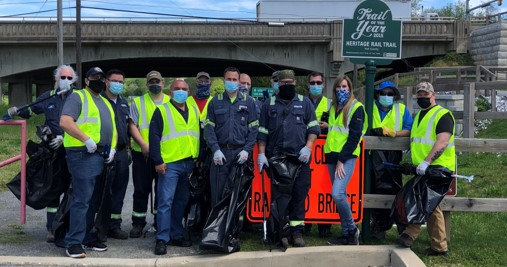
top-left (59, 66), bottom-right (117, 258)
top-left (324, 76), bottom-right (367, 246)
top-left (369, 81), bottom-right (413, 240)
top-left (257, 69), bottom-right (320, 249)
top-left (149, 79), bottom-right (200, 255)
top-left (6, 65), bottom-right (76, 243)
top-left (396, 82), bottom-right (455, 257)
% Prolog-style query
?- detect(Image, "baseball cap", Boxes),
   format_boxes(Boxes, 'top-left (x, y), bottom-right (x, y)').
top-left (271, 71), bottom-right (280, 80)
top-left (86, 67), bottom-right (105, 78)
top-left (277, 69), bottom-right (295, 80)
top-left (146, 70), bottom-right (163, 81)
top-left (196, 71), bottom-right (210, 79)
top-left (375, 81), bottom-right (400, 100)
top-left (416, 82), bottom-right (435, 93)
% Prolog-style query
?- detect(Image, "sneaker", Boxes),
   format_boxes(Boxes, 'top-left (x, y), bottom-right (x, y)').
top-left (397, 233), bottom-right (414, 248)
top-left (46, 231), bottom-right (55, 243)
top-left (424, 248), bottom-right (449, 257)
top-left (154, 240), bottom-right (167, 255)
top-left (108, 228), bottom-right (128, 240)
top-left (347, 228), bottom-right (360, 245)
top-left (169, 238), bottom-right (192, 247)
top-left (129, 225), bottom-right (144, 238)
top-left (292, 234), bottom-right (305, 247)
top-left (66, 244), bottom-right (86, 258)
top-left (327, 235), bottom-right (348, 245)
top-left (83, 241), bottom-right (108, 252)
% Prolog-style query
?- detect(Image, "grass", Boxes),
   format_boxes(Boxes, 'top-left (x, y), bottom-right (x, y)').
top-left (1, 103), bottom-right (506, 266)
top-left (0, 224), bottom-right (33, 244)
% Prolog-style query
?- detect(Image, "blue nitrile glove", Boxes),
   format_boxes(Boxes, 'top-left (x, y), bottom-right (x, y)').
top-left (213, 150), bottom-right (226, 165)
top-left (298, 146), bottom-right (311, 164)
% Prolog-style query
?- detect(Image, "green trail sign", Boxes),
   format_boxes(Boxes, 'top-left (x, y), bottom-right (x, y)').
top-left (251, 87), bottom-right (274, 99)
top-left (342, 0), bottom-right (402, 65)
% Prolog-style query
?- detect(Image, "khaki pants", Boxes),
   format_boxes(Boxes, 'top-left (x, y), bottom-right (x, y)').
top-left (403, 205), bottom-right (448, 252)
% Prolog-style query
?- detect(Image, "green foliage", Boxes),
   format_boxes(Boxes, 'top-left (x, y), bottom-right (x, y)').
top-left (210, 79), bottom-right (224, 96)
top-left (475, 96), bottom-right (491, 112)
top-left (476, 119), bottom-right (507, 139)
top-left (428, 52), bottom-right (474, 67)
top-left (0, 224), bottom-right (32, 244)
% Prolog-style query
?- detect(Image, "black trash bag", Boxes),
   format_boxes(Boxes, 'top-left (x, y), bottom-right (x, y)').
top-left (53, 187), bottom-right (72, 248)
top-left (7, 126), bottom-right (70, 210)
top-left (265, 153), bottom-right (303, 251)
top-left (95, 164), bottom-right (115, 241)
top-left (200, 158), bottom-right (254, 253)
top-left (390, 165), bottom-right (454, 233)
top-left (185, 162), bottom-right (210, 233)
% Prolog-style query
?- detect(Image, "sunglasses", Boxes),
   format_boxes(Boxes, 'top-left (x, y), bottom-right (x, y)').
top-left (379, 92), bottom-right (394, 96)
top-left (309, 81), bottom-right (323, 85)
top-left (60, 76), bottom-right (73, 80)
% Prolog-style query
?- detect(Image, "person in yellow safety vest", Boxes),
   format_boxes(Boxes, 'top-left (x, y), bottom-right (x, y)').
top-left (60, 66), bottom-right (117, 258)
top-left (304, 71), bottom-right (333, 237)
top-left (324, 76), bottom-right (367, 246)
top-left (149, 79), bottom-right (200, 255)
top-left (397, 82), bottom-right (454, 257)
top-left (187, 71), bottom-right (213, 123)
top-left (128, 70), bottom-right (170, 238)
top-left (369, 81), bottom-right (413, 240)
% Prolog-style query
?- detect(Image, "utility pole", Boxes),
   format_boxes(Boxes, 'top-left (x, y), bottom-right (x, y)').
top-left (57, 0), bottom-right (63, 66)
top-left (76, 0), bottom-right (82, 88)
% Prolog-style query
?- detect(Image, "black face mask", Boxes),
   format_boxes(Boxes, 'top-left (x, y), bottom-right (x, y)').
top-left (278, 84), bottom-right (296, 100)
top-left (88, 80), bottom-right (105, 94)
top-left (149, 84), bottom-right (162, 95)
top-left (417, 97), bottom-right (432, 109)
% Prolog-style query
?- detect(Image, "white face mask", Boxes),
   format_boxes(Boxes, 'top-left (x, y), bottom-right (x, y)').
top-left (59, 79), bottom-right (72, 91)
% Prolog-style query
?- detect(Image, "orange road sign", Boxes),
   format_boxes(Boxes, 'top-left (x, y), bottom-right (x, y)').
top-left (246, 137), bottom-right (364, 224)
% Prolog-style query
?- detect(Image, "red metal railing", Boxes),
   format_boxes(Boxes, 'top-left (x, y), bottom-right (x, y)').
top-left (0, 120), bottom-right (27, 224)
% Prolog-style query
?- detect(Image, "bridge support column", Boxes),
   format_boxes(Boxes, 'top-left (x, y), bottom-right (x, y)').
top-left (36, 83), bottom-right (52, 97)
top-left (8, 80), bottom-right (32, 106)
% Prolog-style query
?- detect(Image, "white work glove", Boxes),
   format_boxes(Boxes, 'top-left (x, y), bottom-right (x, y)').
top-left (257, 153), bottom-right (269, 173)
top-left (49, 135), bottom-right (63, 150)
top-left (84, 138), bottom-right (97, 153)
top-left (298, 146), bottom-right (312, 164)
top-left (237, 150), bottom-right (249, 164)
top-left (7, 107), bottom-right (19, 117)
top-left (416, 161), bottom-right (430, 176)
top-left (213, 150), bottom-right (226, 165)
top-left (105, 148), bottom-right (116, 164)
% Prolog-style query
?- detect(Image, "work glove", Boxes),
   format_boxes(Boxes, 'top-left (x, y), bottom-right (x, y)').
top-left (416, 160), bottom-right (430, 176)
top-left (298, 146), bottom-right (311, 164)
top-left (7, 107), bottom-right (19, 117)
top-left (84, 138), bottom-right (97, 153)
top-left (257, 153), bottom-right (269, 173)
top-left (105, 148), bottom-right (116, 164)
top-left (49, 135), bottom-right (63, 150)
top-left (213, 150), bottom-right (226, 165)
top-left (371, 126), bottom-right (396, 137)
top-left (237, 150), bottom-right (249, 164)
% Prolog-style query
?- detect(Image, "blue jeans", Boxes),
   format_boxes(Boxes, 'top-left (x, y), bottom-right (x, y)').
top-left (64, 151), bottom-right (104, 247)
top-left (156, 159), bottom-right (193, 243)
top-left (327, 158), bottom-right (357, 235)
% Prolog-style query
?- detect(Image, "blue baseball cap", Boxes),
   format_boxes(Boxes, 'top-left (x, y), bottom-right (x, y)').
top-left (375, 81), bottom-right (400, 100)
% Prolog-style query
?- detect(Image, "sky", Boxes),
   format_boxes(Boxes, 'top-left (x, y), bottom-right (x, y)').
top-left (0, 0), bottom-right (504, 20)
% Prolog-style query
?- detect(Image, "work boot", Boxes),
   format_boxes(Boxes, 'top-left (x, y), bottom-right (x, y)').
top-left (280, 237), bottom-right (289, 248)
top-left (292, 233), bottom-right (305, 247)
top-left (154, 239), bottom-right (167, 255)
top-left (108, 228), bottom-right (128, 240)
top-left (424, 248), bottom-right (449, 257)
top-left (347, 228), bottom-right (360, 245)
top-left (129, 225), bottom-right (144, 238)
top-left (46, 231), bottom-right (55, 243)
top-left (397, 233), bottom-right (414, 248)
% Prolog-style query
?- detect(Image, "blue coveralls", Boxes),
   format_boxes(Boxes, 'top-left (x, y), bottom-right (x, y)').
top-left (257, 94), bottom-right (320, 235)
top-left (18, 88), bottom-right (73, 232)
top-left (203, 92), bottom-right (259, 207)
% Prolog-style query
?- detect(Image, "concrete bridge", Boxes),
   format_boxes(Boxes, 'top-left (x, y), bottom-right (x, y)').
top-left (0, 20), bottom-right (469, 105)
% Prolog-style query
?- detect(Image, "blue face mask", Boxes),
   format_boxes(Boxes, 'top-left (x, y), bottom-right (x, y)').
top-left (196, 84), bottom-right (210, 99)
top-left (336, 89), bottom-right (350, 106)
top-left (310, 85), bottom-right (323, 96)
top-left (109, 82), bottom-right (124, 95)
top-left (273, 82), bottom-right (279, 90)
top-left (172, 90), bottom-right (188, 104)
top-left (224, 81), bottom-right (239, 93)
top-left (238, 84), bottom-right (249, 95)
top-left (379, 95), bottom-right (394, 107)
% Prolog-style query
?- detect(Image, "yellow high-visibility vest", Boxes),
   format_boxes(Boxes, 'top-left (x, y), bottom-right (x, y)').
top-left (314, 96), bottom-right (332, 121)
top-left (372, 103), bottom-right (406, 131)
top-left (131, 93), bottom-right (170, 152)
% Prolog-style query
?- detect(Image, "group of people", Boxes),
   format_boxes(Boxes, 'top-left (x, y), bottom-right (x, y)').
top-left (6, 64), bottom-right (455, 258)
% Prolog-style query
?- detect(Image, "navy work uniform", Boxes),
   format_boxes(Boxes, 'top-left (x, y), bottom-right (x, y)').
top-left (204, 91), bottom-right (259, 207)
top-left (17, 88), bottom-right (73, 234)
top-left (258, 93), bottom-right (320, 234)
top-left (101, 91), bottom-right (131, 232)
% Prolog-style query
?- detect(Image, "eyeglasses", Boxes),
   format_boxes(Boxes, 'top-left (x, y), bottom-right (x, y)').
top-left (60, 76), bottom-right (73, 80)
top-left (309, 81), bottom-right (323, 85)
top-left (379, 92), bottom-right (394, 96)
top-left (108, 79), bottom-right (124, 84)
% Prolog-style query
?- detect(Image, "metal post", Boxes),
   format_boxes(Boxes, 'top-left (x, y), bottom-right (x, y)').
top-left (57, 0), bottom-right (63, 66)
top-left (76, 0), bottom-right (82, 89)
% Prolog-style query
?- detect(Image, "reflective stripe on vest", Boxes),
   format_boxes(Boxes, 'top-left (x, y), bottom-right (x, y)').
top-left (159, 102), bottom-right (200, 163)
top-left (324, 100), bottom-right (367, 156)
top-left (187, 96), bottom-right (213, 122)
top-left (410, 105), bottom-right (455, 171)
top-left (131, 93), bottom-right (170, 152)
top-left (63, 89), bottom-right (117, 148)
top-left (373, 103), bottom-right (405, 131)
